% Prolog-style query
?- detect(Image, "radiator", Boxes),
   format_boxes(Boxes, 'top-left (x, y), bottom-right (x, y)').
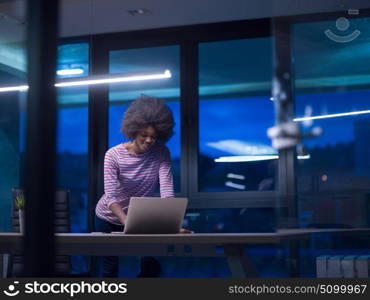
top-left (316, 255), bottom-right (370, 277)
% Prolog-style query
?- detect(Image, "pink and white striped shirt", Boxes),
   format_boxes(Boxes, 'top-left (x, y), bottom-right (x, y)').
top-left (95, 142), bottom-right (174, 225)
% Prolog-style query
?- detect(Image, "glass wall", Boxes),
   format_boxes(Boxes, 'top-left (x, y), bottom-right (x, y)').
top-left (56, 42), bottom-right (89, 273)
top-left (56, 43), bottom-right (89, 233)
top-left (293, 17), bottom-right (370, 229)
top-left (0, 1), bottom-right (27, 232)
top-left (291, 17), bottom-right (370, 277)
top-left (57, 43), bottom-right (89, 79)
top-left (108, 45), bottom-right (181, 192)
top-left (198, 37), bottom-right (275, 192)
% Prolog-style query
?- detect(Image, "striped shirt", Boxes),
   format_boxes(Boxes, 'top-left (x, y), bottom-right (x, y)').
top-left (95, 142), bottom-right (174, 225)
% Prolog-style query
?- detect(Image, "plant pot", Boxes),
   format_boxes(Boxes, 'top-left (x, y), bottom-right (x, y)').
top-left (18, 209), bottom-right (25, 234)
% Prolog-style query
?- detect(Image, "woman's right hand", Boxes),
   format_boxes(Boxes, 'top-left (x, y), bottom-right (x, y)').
top-left (109, 202), bottom-right (127, 225)
top-left (179, 228), bottom-right (194, 234)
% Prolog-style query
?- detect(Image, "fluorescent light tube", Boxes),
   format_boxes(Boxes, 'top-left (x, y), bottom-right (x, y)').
top-left (55, 70), bottom-right (171, 87)
top-left (0, 70), bottom-right (172, 92)
top-left (0, 85), bottom-right (29, 92)
top-left (56, 68), bottom-right (84, 76)
top-left (215, 155), bottom-right (279, 162)
top-left (225, 181), bottom-right (246, 190)
top-left (226, 173), bottom-right (245, 180)
top-left (294, 110), bottom-right (370, 121)
top-left (215, 154), bottom-right (310, 162)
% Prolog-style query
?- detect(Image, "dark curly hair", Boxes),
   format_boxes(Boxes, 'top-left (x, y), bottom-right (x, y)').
top-left (121, 95), bottom-right (175, 143)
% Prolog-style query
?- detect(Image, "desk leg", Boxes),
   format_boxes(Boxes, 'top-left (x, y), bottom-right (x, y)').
top-left (224, 245), bottom-right (258, 277)
top-left (1, 254), bottom-right (10, 278)
top-left (286, 240), bottom-right (300, 277)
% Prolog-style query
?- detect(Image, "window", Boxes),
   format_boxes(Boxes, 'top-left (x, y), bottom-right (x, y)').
top-left (57, 43), bottom-right (89, 79)
top-left (108, 46), bottom-right (181, 192)
top-left (56, 42), bottom-right (89, 273)
top-left (56, 101), bottom-right (88, 232)
top-left (0, 1), bottom-right (27, 232)
top-left (198, 38), bottom-right (275, 192)
top-left (56, 43), bottom-right (89, 232)
top-left (292, 17), bottom-right (370, 227)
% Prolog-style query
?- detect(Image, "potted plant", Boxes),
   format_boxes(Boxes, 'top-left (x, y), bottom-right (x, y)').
top-left (15, 193), bottom-right (25, 234)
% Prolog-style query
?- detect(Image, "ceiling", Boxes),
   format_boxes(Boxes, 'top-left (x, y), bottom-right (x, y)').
top-left (1, 0), bottom-right (370, 41)
top-left (60, 0), bottom-right (369, 37)
top-left (1, 0), bottom-right (370, 74)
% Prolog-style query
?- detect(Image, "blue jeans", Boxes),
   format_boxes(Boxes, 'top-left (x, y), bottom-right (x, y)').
top-left (94, 216), bottom-right (161, 277)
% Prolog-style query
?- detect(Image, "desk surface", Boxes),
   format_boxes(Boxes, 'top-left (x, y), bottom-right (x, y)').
top-left (0, 232), bottom-right (298, 246)
top-left (1, 228), bottom-right (369, 246)
top-left (0, 232), bottom-right (309, 257)
top-left (1, 229), bottom-right (369, 257)
top-left (0, 228), bottom-right (370, 251)
top-left (0, 232), bottom-right (294, 256)
top-left (276, 228), bottom-right (370, 235)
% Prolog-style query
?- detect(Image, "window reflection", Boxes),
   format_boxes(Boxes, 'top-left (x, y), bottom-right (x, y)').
top-left (108, 46), bottom-right (181, 192)
top-left (293, 18), bottom-right (370, 228)
top-left (55, 42), bottom-right (89, 273)
top-left (0, 0), bottom-right (26, 232)
top-left (199, 38), bottom-right (275, 192)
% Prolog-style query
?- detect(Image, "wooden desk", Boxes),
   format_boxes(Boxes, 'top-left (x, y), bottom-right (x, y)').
top-left (1, 229), bottom-right (368, 278)
top-left (0, 232), bottom-right (310, 278)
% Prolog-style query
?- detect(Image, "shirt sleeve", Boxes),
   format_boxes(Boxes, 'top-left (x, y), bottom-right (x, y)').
top-left (159, 146), bottom-right (175, 198)
top-left (104, 149), bottom-right (120, 208)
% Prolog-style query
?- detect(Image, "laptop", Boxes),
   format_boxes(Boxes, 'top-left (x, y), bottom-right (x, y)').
top-left (123, 197), bottom-right (188, 234)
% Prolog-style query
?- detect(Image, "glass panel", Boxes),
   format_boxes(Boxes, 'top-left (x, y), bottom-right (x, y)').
top-left (199, 37), bottom-right (275, 192)
top-left (0, 1), bottom-right (27, 232)
top-left (57, 43), bottom-right (89, 79)
top-left (56, 42), bottom-right (89, 273)
top-left (56, 100), bottom-right (89, 234)
top-left (292, 17), bottom-right (370, 277)
top-left (108, 46), bottom-right (181, 192)
top-left (293, 17), bottom-right (370, 229)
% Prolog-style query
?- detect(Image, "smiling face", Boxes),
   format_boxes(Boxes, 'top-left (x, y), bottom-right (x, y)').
top-left (132, 126), bottom-right (157, 154)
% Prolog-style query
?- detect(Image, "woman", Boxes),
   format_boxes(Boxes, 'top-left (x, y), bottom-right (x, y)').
top-left (95, 95), bottom-right (190, 277)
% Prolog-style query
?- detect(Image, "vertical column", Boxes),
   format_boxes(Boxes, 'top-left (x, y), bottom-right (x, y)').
top-left (271, 17), bottom-right (298, 229)
top-left (88, 36), bottom-right (109, 232)
top-left (24, 0), bottom-right (59, 276)
top-left (180, 42), bottom-right (198, 200)
top-left (272, 17), bottom-right (300, 277)
top-left (182, 42), bottom-right (200, 205)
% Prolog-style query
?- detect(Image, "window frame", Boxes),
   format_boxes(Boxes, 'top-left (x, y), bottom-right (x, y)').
top-left (56, 37), bottom-right (92, 230)
top-left (84, 19), bottom-right (276, 212)
top-left (58, 10), bottom-right (370, 231)
top-left (284, 10), bottom-right (370, 227)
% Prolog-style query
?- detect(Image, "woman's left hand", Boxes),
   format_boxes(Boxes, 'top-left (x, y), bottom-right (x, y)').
top-left (179, 228), bottom-right (194, 234)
